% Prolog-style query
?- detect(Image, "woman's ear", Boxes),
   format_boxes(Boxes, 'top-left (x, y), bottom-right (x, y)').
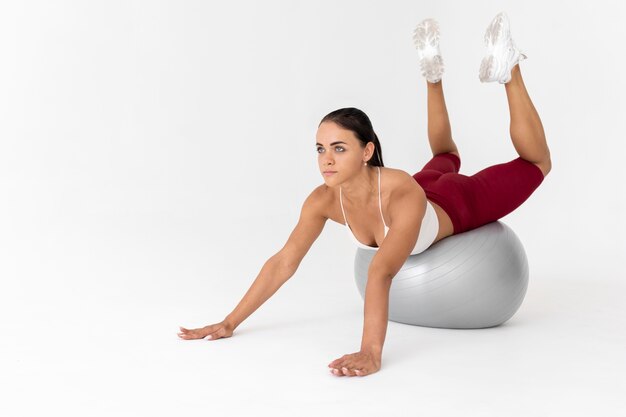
top-left (365, 142), bottom-right (375, 161)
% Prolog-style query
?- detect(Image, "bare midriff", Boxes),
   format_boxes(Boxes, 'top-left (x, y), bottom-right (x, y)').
top-left (428, 200), bottom-right (455, 244)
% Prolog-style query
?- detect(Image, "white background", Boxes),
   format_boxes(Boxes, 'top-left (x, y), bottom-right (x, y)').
top-left (1, 0), bottom-right (625, 416)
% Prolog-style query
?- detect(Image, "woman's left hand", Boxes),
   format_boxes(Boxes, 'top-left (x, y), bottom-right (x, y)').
top-left (328, 350), bottom-right (381, 377)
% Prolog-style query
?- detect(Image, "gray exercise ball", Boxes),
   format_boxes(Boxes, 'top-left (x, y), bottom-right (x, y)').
top-left (354, 221), bottom-right (529, 329)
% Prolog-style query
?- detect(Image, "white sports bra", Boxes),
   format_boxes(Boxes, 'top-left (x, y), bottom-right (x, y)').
top-left (339, 166), bottom-right (438, 255)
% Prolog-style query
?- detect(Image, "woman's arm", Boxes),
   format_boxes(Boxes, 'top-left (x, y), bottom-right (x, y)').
top-left (361, 184), bottom-right (426, 352)
top-left (178, 186), bottom-right (327, 340)
top-left (226, 187), bottom-right (328, 329)
top-left (223, 254), bottom-right (296, 329)
top-left (329, 179), bottom-right (425, 376)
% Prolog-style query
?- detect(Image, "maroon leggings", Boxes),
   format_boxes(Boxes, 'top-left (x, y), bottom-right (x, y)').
top-left (412, 153), bottom-right (545, 234)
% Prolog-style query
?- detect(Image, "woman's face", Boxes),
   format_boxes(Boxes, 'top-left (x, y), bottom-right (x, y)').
top-left (315, 121), bottom-right (371, 186)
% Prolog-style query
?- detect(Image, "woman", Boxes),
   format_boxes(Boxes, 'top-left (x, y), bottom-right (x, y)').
top-left (177, 12), bottom-right (552, 378)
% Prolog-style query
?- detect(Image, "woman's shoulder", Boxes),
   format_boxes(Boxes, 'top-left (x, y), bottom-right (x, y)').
top-left (381, 167), bottom-right (421, 193)
top-left (304, 184), bottom-right (335, 220)
top-left (381, 166), bottom-right (412, 180)
top-left (382, 167), bottom-right (427, 213)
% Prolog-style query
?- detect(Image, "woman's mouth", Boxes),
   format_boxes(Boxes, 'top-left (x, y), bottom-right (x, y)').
top-left (323, 171), bottom-right (337, 176)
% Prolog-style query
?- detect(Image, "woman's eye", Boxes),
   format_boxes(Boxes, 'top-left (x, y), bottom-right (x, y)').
top-left (317, 147), bottom-right (344, 153)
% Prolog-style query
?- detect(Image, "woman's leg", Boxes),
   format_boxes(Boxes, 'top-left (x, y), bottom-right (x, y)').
top-left (504, 65), bottom-right (552, 176)
top-left (413, 18), bottom-right (459, 159)
top-left (412, 81), bottom-right (461, 180)
top-left (415, 14), bottom-right (552, 234)
top-left (426, 81), bottom-right (460, 158)
top-left (416, 68), bottom-right (550, 234)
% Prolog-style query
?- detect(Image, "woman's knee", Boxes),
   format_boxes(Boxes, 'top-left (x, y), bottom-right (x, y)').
top-left (533, 158), bottom-right (551, 177)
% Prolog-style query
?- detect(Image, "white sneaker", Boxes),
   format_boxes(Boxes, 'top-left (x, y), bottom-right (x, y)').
top-left (479, 12), bottom-right (527, 84)
top-left (413, 18), bottom-right (444, 83)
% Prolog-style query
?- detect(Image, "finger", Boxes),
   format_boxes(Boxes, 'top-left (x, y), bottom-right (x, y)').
top-left (341, 367), bottom-right (356, 376)
top-left (192, 332), bottom-right (208, 339)
top-left (202, 326), bottom-right (217, 336)
top-left (343, 359), bottom-right (353, 368)
top-left (204, 327), bottom-right (221, 340)
top-left (183, 329), bottom-right (205, 339)
top-left (329, 354), bottom-right (350, 368)
top-left (339, 356), bottom-right (352, 366)
top-left (334, 354), bottom-right (348, 364)
top-left (181, 327), bottom-right (197, 333)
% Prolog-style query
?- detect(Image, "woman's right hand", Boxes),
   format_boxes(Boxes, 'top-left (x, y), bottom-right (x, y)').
top-left (177, 320), bottom-right (234, 341)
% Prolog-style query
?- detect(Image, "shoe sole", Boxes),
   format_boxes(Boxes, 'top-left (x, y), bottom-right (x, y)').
top-left (413, 19), bottom-right (440, 52)
top-left (484, 13), bottom-right (508, 48)
top-left (413, 18), bottom-right (444, 82)
top-left (421, 55), bottom-right (444, 83)
top-left (479, 13), bottom-right (510, 82)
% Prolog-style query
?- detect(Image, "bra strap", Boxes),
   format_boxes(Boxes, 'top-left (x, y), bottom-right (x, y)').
top-left (339, 187), bottom-right (348, 225)
top-left (377, 167), bottom-right (388, 228)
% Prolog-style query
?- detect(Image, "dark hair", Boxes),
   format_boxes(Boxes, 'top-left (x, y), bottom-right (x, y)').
top-left (319, 107), bottom-right (384, 167)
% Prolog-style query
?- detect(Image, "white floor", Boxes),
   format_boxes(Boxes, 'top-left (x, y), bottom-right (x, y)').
top-left (2, 213), bottom-right (625, 417)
